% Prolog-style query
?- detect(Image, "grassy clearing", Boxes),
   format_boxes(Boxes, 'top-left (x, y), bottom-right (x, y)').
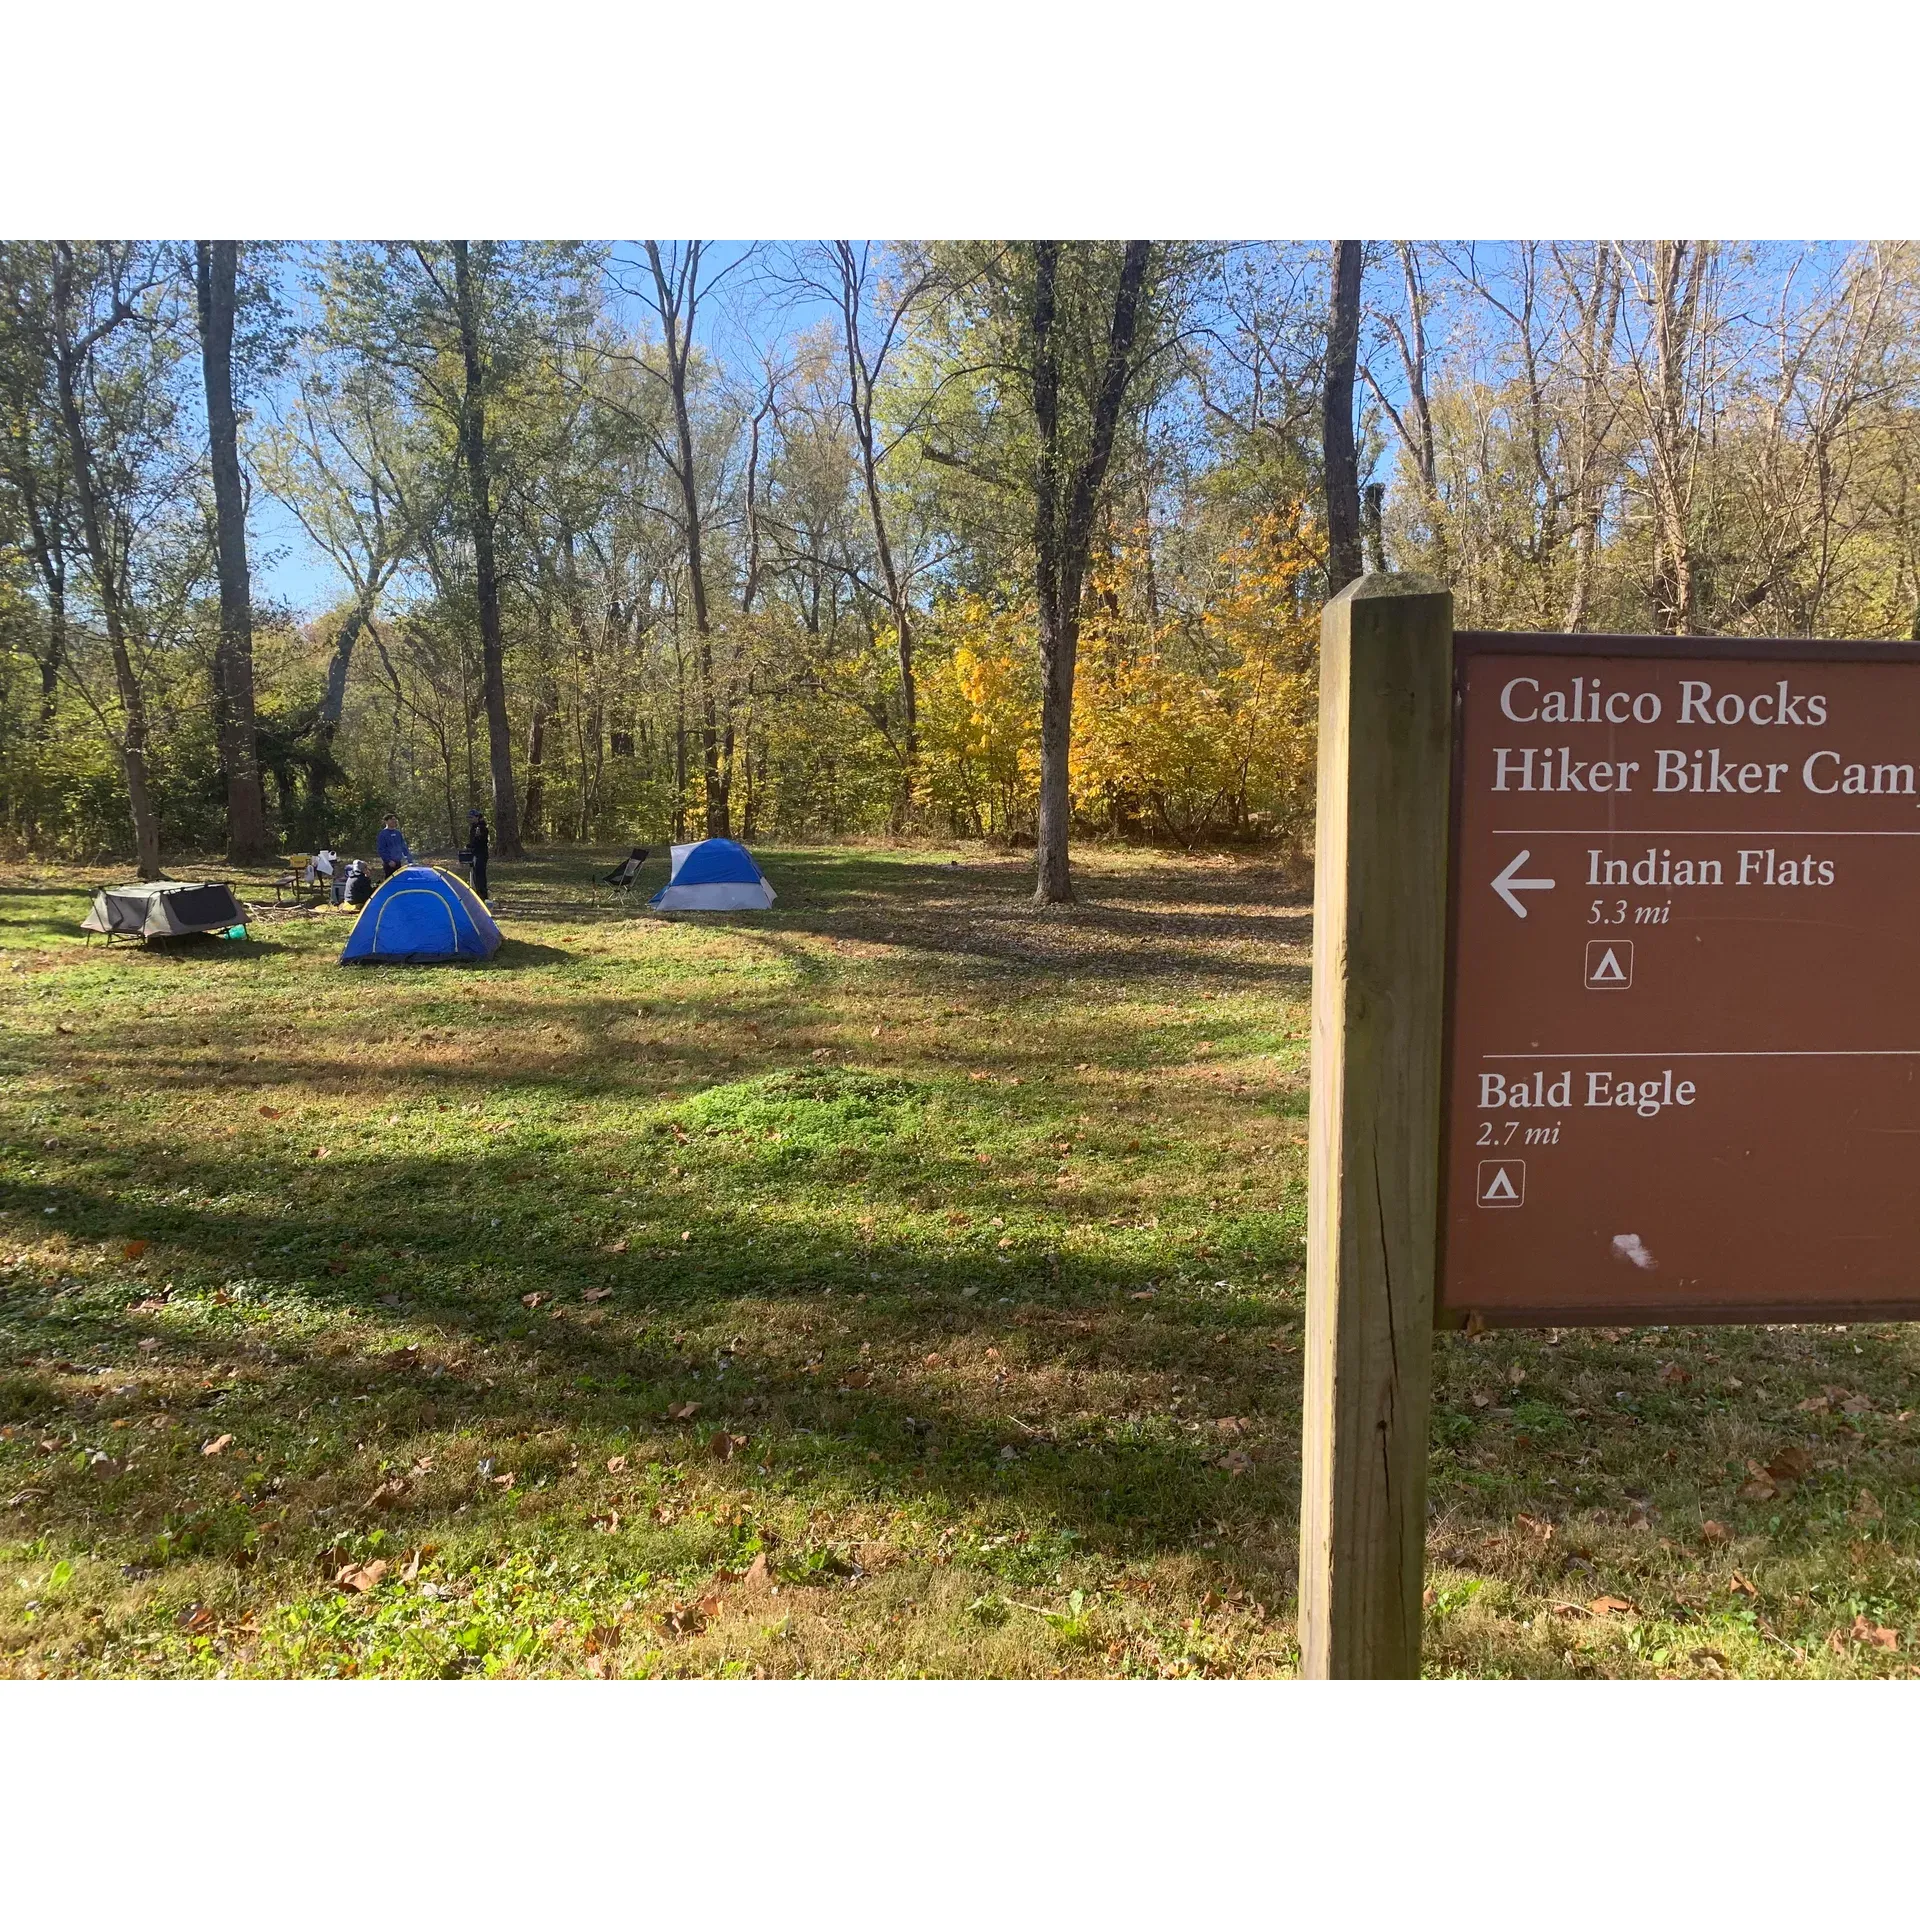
top-left (1, 844), bottom-right (1917, 1678)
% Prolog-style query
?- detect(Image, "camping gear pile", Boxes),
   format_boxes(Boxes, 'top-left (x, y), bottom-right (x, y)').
top-left (339, 864), bottom-right (501, 964)
top-left (81, 881), bottom-right (249, 945)
top-left (649, 838), bottom-right (775, 911)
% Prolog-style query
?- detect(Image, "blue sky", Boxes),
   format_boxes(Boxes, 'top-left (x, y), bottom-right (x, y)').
top-left (250, 239), bottom-right (841, 620)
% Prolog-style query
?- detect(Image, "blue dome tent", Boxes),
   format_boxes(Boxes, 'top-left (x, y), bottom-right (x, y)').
top-left (340, 865), bottom-right (502, 964)
top-left (649, 838), bottom-right (776, 911)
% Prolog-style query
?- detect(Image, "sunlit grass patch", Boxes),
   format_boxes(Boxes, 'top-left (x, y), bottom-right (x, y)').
top-left (5, 844), bottom-right (1918, 1678)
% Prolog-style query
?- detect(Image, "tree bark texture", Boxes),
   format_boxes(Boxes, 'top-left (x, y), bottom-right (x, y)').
top-left (194, 240), bottom-right (270, 860)
top-left (450, 240), bottom-right (524, 855)
top-left (1032, 240), bottom-right (1154, 907)
top-left (1322, 241), bottom-right (1365, 596)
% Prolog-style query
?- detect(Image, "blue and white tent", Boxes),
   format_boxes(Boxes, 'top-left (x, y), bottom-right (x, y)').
top-left (339, 865), bottom-right (502, 964)
top-left (649, 838), bottom-right (776, 911)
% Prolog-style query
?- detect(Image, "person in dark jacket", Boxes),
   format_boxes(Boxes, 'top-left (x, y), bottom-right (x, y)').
top-left (465, 809), bottom-right (490, 901)
top-left (376, 815), bottom-right (410, 878)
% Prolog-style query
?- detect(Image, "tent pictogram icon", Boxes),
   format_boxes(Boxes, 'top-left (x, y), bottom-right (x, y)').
top-left (1476, 1160), bottom-right (1526, 1208)
top-left (1584, 938), bottom-right (1634, 990)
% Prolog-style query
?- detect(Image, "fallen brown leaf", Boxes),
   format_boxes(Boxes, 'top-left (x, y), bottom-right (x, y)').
top-left (1854, 1488), bottom-right (1884, 1520)
top-left (1213, 1450), bottom-right (1255, 1476)
top-left (606, 1455), bottom-right (627, 1474)
top-left (335, 1560), bottom-right (387, 1593)
top-left (1737, 1463), bottom-right (1777, 1502)
top-left (1728, 1570), bottom-right (1758, 1597)
top-left (200, 1433), bottom-right (235, 1457)
top-left (1656, 1362), bottom-right (1691, 1387)
top-left (1765, 1445), bottom-right (1814, 1484)
top-left (840, 1369), bottom-right (871, 1389)
top-left (1852, 1616), bottom-right (1899, 1651)
top-left (258, 1106), bottom-right (281, 1119)
top-left (361, 1476), bottom-right (408, 1511)
top-left (708, 1430), bottom-right (747, 1461)
top-left (1700, 1519), bottom-right (1732, 1544)
top-left (1516, 1513), bottom-right (1554, 1542)
top-left (1589, 1595), bottom-right (1635, 1615)
top-left (176, 1603), bottom-right (213, 1631)
top-left (742, 1551), bottom-right (772, 1593)
top-left (582, 1286), bottom-right (614, 1302)
top-left (122, 1240), bottom-right (149, 1261)
top-left (669, 1401), bottom-right (700, 1421)
top-left (591, 1511), bottom-right (620, 1533)
top-left (521, 1291), bottom-right (548, 1308)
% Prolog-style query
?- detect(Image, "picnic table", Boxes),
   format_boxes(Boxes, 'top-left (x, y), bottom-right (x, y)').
top-left (272, 857), bottom-right (333, 906)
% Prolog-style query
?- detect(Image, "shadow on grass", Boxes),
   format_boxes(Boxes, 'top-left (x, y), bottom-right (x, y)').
top-left (0, 1124), bottom-right (1304, 1578)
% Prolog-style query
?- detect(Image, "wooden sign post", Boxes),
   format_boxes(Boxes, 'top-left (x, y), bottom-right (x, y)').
top-left (1303, 604), bottom-right (1920, 1674)
top-left (1299, 577), bottom-right (1454, 1680)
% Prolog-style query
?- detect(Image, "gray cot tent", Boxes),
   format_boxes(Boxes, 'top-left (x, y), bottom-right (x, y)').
top-left (81, 881), bottom-right (249, 943)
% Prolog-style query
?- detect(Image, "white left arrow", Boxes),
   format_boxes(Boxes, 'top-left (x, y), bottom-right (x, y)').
top-left (1491, 849), bottom-right (1554, 919)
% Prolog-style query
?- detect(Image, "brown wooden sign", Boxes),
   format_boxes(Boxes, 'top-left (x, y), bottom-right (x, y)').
top-left (1442, 633), bottom-right (1920, 1325)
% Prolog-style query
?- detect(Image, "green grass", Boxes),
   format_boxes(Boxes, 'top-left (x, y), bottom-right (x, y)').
top-left (2, 843), bottom-right (1917, 1678)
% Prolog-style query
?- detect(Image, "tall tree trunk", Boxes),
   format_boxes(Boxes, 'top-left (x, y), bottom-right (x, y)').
top-left (1564, 241), bottom-right (1622, 632)
top-left (672, 639), bottom-right (689, 842)
top-left (523, 693), bottom-right (549, 842)
top-left (1032, 240), bottom-right (1154, 907)
top-left (833, 244), bottom-right (918, 818)
top-left (15, 469), bottom-right (68, 730)
top-left (38, 580), bottom-right (64, 726)
top-left (449, 240), bottom-right (524, 854)
top-left (1392, 242), bottom-right (1446, 578)
top-left (194, 241), bottom-right (269, 860)
top-left (1645, 241), bottom-right (1709, 635)
top-left (318, 598), bottom-right (371, 743)
top-left (646, 242), bottom-right (730, 839)
top-left (1322, 240), bottom-right (1365, 595)
top-left (50, 244), bottom-right (161, 878)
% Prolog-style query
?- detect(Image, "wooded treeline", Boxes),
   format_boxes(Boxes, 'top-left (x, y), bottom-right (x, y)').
top-left (5, 240), bottom-right (1919, 891)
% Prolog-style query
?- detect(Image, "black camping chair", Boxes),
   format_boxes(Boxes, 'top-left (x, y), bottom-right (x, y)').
top-left (600, 847), bottom-right (651, 889)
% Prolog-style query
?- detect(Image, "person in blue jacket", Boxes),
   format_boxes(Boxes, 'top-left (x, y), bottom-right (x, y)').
top-left (376, 814), bottom-right (411, 878)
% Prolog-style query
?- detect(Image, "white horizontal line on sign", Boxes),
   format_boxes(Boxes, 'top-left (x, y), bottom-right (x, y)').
top-left (1482, 1049), bottom-right (1920, 1060)
top-left (1490, 828), bottom-right (1920, 837)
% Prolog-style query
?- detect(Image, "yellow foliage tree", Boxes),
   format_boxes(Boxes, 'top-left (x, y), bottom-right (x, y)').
top-left (1072, 509), bottom-right (1320, 845)
top-left (917, 595), bottom-right (1040, 836)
